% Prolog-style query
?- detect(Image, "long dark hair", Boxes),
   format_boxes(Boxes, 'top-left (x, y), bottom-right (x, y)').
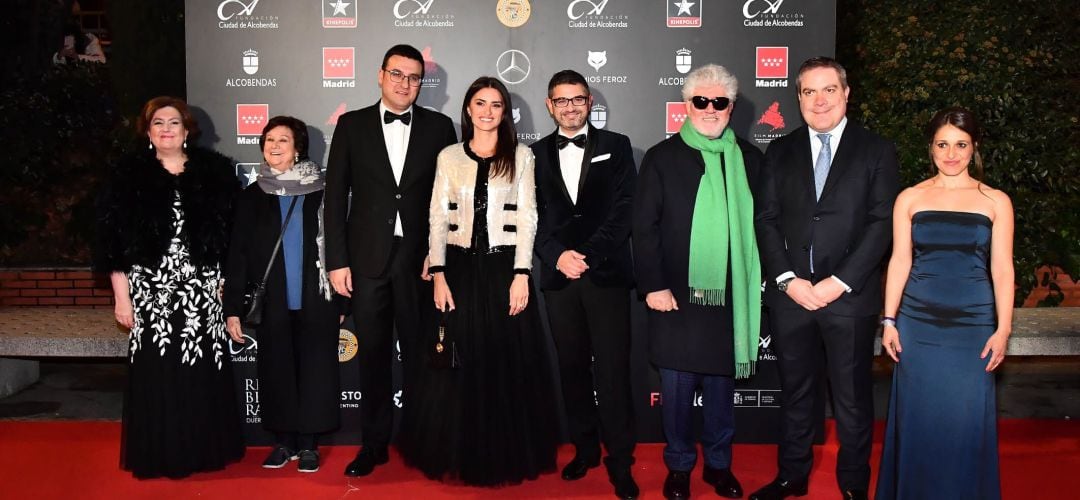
top-left (460, 77), bottom-right (518, 181)
top-left (925, 106), bottom-right (984, 180)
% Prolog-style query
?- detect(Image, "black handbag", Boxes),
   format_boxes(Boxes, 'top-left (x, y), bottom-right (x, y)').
top-left (429, 310), bottom-right (460, 369)
top-left (241, 197), bottom-right (299, 328)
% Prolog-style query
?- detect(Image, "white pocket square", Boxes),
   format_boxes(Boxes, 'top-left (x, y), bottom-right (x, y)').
top-left (591, 153), bottom-right (611, 163)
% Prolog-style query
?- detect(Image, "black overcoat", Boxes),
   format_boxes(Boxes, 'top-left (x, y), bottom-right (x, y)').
top-left (223, 186), bottom-right (343, 434)
top-left (632, 134), bottom-right (763, 375)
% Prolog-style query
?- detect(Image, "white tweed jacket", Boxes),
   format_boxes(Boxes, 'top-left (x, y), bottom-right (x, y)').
top-left (428, 143), bottom-right (537, 271)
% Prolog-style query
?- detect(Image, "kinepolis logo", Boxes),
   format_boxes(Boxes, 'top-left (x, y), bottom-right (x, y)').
top-left (753, 101), bottom-right (786, 145)
top-left (393, 0), bottom-right (455, 28)
top-left (584, 50), bottom-right (628, 86)
top-left (322, 0), bottom-right (357, 28)
top-left (226, 49), bottom-right (277, 88)
top-left (323, 47), bottom-right (356, 88)
top-left (567, 0), bottom-right (630, 30)
top-left (667, 0), bottom-right (701, 28)
top-left (742, 0), bottom-right (805, 28)
top-left (216, 0), bottom-right (278, 30)
top-left (755, 46), bottom-right (789, 88)
top-left (235, 162), bottom-right (260, 187)
top-left (665, 101), bottom-right (687, 135)
top-left (658, 47), bottom-right (691, 87)
top-left (236, 104), bottom-right (268, 145)
top-left (496, 49), bottom-right (530, 85)
top-left (590, 104), bottom-right (607, 129)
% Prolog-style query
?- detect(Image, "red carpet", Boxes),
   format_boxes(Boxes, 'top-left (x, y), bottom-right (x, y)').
top-left (1, 420), bottom-right (1077, 499)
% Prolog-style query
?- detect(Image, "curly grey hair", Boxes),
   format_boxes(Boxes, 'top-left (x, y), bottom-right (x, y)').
top-left (681, 64), bottom-right (739, 102)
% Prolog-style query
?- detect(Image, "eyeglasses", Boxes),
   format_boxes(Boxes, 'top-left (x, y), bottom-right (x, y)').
top-left (690, 96), bottom-right (731, 111)
top-left (384, 69), bottom-right (422, 87)
top-left (550, 95), bottom-right (588, 108)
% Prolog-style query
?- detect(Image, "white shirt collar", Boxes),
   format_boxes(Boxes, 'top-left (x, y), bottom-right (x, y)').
top-left (808, 116), bottom-right (847, 140)
top-left (379, 100), bottom-right (414, 120)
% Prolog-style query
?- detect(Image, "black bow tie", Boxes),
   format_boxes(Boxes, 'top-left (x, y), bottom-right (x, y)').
top-left (384, 110), bottom-right (412, 125)
top-left (556, 134), bottom-right (587, 150)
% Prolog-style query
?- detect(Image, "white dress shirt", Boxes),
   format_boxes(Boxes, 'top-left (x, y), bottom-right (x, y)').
top-left (557, 127), bottom-right (587, 204)
top-left (379, 101), bottom-right (413, 237)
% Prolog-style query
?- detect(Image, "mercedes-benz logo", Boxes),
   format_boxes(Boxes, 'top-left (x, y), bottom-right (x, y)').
top-left (496, 49), bottom-right (530, 85)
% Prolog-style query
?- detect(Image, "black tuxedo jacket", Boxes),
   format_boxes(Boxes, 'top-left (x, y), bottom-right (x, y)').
top-left (532, 125), bottom-right (637, 291)
top-left (755, 121), bottom-right (900, 316)
top-left (324, 103), bottom-right (457, 278)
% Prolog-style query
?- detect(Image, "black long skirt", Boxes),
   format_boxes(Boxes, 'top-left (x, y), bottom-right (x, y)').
top-left (398, 246), bottom-right (559, 486)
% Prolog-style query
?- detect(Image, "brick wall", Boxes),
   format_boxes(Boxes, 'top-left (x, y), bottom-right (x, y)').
top-left (0, 268), bottom-right (114, 308)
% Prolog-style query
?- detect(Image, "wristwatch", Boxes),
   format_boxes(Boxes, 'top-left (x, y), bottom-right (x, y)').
top-left (777, 277), bottom-right (795, 292)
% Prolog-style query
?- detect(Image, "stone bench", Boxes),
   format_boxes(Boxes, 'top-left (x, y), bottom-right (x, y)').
top-left (1, 307), bottom-right (1077, 396)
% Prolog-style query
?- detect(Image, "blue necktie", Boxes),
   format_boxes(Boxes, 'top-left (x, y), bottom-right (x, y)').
top-left (814, 133), bottom-right (832, 200)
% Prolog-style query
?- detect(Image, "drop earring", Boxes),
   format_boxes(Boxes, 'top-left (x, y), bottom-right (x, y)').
top-left (183, 140), bottom-right (187, 149)
top-left (148, 143), bottom-right (153, 150)
top-left (294, 152), bottom-right (299, 163)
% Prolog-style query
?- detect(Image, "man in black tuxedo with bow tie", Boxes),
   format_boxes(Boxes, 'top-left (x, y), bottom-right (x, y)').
top-left (325, 44), bottom-right (457, 477)
top-left (749, 57), bottom-right (899, 500)
top-left (531, 70), bottom-right (639, 500)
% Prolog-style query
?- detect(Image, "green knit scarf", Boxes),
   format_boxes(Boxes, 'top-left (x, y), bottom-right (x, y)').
top-left (679, 122), bottom-right (762, 378)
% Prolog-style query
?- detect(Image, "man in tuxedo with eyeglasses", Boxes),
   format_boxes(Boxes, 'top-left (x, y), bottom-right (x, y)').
top-left (325, 43), bottom-right (457, 478)
top-left (531, 70), bottom-right (639, 500)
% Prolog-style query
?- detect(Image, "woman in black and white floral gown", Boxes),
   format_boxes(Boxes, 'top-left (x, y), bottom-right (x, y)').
top-left (95, 97), bottom-right (244, 478)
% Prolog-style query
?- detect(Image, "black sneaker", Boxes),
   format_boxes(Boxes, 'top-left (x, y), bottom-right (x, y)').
top-left (298, 449), bottom-right (320, 473)
top-left (262, 446), bottom-right (298, 469)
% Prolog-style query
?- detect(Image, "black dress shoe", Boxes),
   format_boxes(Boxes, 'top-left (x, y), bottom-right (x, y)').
top-left (607, 467), bottom-right (640, 500)
top-left (747, 478), bottom-right (808, 500)
top-left (841, 490), bottom-right (867, 500)
top-left (703, 466), bottom-right (743, 498)
top-left (663, 470), bottom-right (691, 499)
top-left (343, 447), bottom-right (389, 477)
top-left (561, 456), bottom-right (601, 481)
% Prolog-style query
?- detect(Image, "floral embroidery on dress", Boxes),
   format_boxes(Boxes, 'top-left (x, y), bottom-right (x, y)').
top-left (127, 193), bottom-right (227, 369)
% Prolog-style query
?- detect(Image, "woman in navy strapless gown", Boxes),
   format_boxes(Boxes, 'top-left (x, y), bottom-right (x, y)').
top-left (876, 107), bottom-right (1015, 500)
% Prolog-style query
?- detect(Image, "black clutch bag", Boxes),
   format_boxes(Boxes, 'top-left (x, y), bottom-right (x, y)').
top-left (429, 311), bottom-right (460, 369)
top-left (241, 281), bottom-right (267, 327)
top-left (240, 197), bottom-right (298, 328)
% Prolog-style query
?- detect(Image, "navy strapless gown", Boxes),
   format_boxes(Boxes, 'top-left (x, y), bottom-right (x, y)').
top-left (876, 211), bottom-right (1001, 500)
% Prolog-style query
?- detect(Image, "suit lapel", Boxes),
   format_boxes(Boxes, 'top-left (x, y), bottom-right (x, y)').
top-left (576, 125), bottom-right (598, 201)
top-left (818, 124), bottom-right (857, 202)
top-left (398, 107), bottom-right (422, 189)
top-left (546, 131), bottom-right (575, 206)
top-left (366, 104), bottom-right (397, 187)
top-left (793, 126), bottom-right (817, 203)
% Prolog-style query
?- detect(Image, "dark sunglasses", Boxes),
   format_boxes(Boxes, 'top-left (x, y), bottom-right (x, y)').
top-left (690, 96), bottom-right (731, 110)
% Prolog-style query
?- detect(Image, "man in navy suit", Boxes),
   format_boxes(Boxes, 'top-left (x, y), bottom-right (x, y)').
top-left (325, 44), bottom-right (457, 478)
top-left (749, 57), bottom-right (900, 500)
top-left (531, 70), bottom-right (638, 500)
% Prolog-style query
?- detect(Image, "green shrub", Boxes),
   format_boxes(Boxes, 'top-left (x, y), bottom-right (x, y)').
top-left (0, 62), bottom-right (123, 265)
top-left (837, 0), bottom-right (1079, 305)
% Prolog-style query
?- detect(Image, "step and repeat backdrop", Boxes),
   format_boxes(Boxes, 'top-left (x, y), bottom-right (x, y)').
top-left (186, 0), bottom-right (836, 445)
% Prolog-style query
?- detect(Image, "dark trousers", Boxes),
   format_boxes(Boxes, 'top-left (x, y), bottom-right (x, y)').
top-left (770, 307), bottom-right (877, 491)
top-left (351, 237), bottom-right (430, 449)
top-left (543, 278), bottom-right (636, 470)
top-left (658, 368), bottom-right (735, 471)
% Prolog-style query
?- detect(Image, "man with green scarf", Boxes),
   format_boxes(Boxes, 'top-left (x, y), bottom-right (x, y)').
top-left (632, 64), bottom-right (763, 500)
